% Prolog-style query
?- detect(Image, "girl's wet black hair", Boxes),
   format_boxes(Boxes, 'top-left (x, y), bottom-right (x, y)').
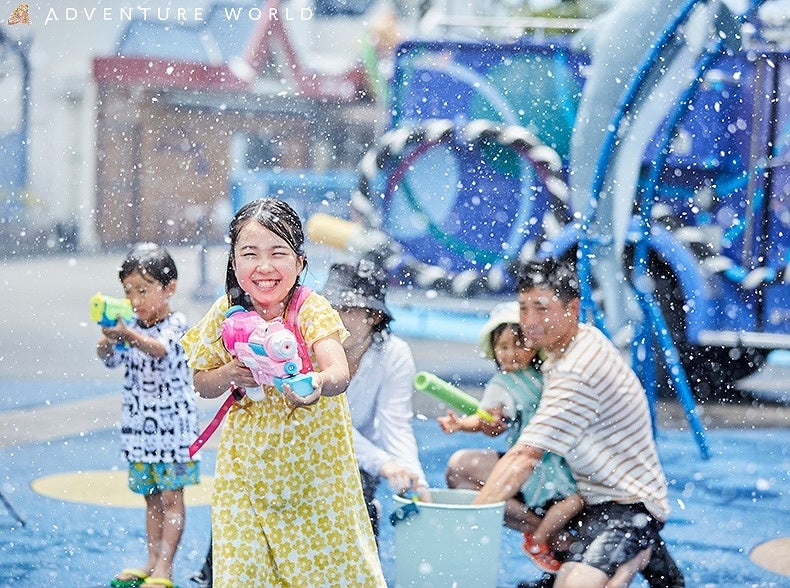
top-left (225, 198), bottom-right (307, 310)
top-left (119, 242), bottom-right (178, 286)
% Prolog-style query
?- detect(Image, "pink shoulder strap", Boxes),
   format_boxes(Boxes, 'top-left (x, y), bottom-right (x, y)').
top-left (190, 286), bottom-right (314, 457)
top-left (286, 285), bottom-right (314, 372)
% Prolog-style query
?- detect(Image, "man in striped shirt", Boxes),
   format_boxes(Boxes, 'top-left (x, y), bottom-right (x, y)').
top-left (473, 258), bottom-right (684, 588)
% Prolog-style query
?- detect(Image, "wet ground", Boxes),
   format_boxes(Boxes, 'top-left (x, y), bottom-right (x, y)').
top-left (0, 246), bottom-right (788, 587)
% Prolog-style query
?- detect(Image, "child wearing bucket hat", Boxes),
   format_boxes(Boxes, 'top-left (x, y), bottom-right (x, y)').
top-left (439, 301), bottom-right (584, 575)
top-left (322, 260), bottom-right (430, 541)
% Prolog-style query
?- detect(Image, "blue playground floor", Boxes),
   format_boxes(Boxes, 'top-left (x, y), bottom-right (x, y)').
top-left (0, 407), bottom-right (788, 587)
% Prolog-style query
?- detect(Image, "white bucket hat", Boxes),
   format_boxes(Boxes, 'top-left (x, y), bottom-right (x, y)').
top-left (477, 301), bottom-right (520, 360)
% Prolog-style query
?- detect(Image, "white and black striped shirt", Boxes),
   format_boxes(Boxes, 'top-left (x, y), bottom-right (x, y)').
top-left (517, 323), bottom-right (670, 521)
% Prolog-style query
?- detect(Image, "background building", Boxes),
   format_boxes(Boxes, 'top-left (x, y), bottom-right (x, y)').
top-left (0, 0), bottom-right (405, 251)
top-left (91, 0), bottom-right (380, 246)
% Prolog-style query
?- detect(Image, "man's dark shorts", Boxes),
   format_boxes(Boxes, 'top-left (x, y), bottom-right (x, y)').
top-left (565, 502), bottom-right (663, 576)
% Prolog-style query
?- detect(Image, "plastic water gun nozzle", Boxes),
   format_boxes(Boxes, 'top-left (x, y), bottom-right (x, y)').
top-left (413, 371), bottom-right (494, 422)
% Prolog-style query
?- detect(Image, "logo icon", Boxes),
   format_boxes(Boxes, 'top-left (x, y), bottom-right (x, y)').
top-left (7, 3), bottom-right (29, 25)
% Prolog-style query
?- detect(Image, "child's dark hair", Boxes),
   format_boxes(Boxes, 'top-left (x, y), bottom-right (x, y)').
top-left (119, 242), bottom-right (178, 286)
top-left (515, 258), bottom-right (580, 304)
top-left (225, 198), bottom-right (307, 309)
top-left (490, 322), bottom-right (521, 369)
top-left (490, 322), bottom-right (544, 370)
top-left (366, 309), bottom-right (392, 349)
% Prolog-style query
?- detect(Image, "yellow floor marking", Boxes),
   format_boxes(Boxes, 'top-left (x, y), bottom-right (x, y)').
top-left (749, 537), bottom-right (790, 577)
top-left (31, 471), bottom-right (214, 507)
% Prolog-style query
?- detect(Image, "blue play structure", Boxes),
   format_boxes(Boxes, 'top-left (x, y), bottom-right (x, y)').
top-left (344, 0), bottom-right (789, 456)
top-left (365, 3), bottom-right (789, 321)
top-left (573, 0), bottom-right (787, 458)
top-left (358, 38), bottom-right (585, 281)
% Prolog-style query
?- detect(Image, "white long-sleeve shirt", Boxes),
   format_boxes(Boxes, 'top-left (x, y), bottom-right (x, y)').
top-left (345, 333), bottom-right (428, 488)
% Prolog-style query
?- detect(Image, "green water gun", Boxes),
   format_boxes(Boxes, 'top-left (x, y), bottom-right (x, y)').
top-left (90, 292), bottom-right (134, 349)
top-left (414, 371), bottom-right (494, 423)
top-left (90, 292), bottom-right (134, 327)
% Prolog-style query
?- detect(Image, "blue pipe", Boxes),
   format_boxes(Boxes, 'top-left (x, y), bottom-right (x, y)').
top-left (634, 2), bottom-right (768, 458)
top-left (580, 0), bottom-right (767, 458)
top-left (575, 0), bottom-right (709, 455)
top-left (631, 315), bottom-right (658, 435)
top-left (633, 43), bottom-right (728, 461)
top-left (580, 0), bottom-right (706, 231)
top-left (576, 0), bottom-right (706, 331)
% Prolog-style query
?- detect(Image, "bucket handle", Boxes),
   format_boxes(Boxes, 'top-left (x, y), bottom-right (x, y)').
top-left (389, 500), bottom-right (420, 526)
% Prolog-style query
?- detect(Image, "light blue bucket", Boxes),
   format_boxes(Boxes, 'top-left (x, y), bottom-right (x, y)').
top-left (391, 488), bottom-right (505, 587)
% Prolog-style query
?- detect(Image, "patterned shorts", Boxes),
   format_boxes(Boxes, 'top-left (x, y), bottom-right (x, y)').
top-left (566, 502), bottom-right (662, 576)
top-left (127, 461), bottom-right (200, 495)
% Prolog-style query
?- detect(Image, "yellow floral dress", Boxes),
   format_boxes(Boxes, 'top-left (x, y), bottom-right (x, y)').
top-left (181, 293), bottom-right (386, 587)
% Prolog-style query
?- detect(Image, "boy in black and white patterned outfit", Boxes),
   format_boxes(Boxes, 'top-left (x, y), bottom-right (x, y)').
top-left (97, 243), bottom-right (199, 588)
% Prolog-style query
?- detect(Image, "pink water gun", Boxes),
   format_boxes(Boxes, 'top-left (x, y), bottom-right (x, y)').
top-left (221, 305), bottom-right (314, 398)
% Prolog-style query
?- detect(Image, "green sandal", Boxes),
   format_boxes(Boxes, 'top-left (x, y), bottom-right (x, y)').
top-left (110, 568), bottom-right (149, 588)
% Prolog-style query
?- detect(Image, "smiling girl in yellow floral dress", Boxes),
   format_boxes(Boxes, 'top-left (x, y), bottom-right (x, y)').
top-left (181, 198), bottom-right (385, 587)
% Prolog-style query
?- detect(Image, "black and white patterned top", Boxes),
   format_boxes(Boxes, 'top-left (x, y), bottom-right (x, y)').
top-left (103, 312), bottom-right (199, 463)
